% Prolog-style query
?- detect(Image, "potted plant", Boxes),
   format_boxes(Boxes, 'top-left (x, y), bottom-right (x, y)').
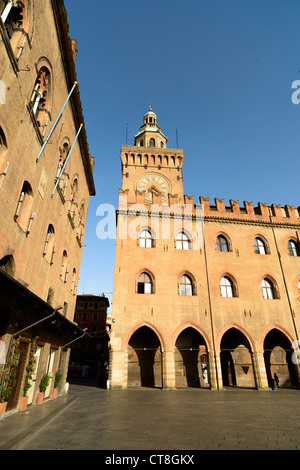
top-left (0, 387), bottom-right (10, 420)
top-left (52, 372), bottom-right (62, 399)
top-left (20, 338), bottom-right (38, 411)
top-left (0, 339), bottom-right (20, 419)
top-left (37, 373), bottom-right (50, 405)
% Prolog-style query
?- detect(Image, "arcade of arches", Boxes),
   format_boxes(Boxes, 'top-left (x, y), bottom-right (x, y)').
top-left (124, 325), bottom-right (300, 390)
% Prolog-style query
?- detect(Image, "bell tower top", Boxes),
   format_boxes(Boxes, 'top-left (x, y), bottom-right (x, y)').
top-left (134, 107), bottom-right (168, 149)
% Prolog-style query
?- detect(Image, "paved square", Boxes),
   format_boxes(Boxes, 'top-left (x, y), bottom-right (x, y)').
top-left (16, 385), bottom-right (300, 450)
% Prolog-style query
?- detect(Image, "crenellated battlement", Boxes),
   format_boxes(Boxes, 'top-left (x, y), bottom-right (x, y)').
top-left (200, 196), bottom-right (300, 224)
top-left (118, 189), bottom-right (300, 225)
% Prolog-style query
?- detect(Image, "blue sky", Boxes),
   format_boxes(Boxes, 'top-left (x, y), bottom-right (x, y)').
top-left (64, 0), bottom-right (300, 310)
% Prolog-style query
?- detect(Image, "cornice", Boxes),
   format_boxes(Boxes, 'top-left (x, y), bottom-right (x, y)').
top-left (204, 215), bottom-right (300, 229)
top-left (50, 0), bottom-right (95, 196)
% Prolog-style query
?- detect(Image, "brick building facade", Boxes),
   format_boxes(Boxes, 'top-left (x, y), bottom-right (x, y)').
top-left (69, 294), bottom-right (110, 380)
top-left (109, 107), bottom-right (300, 390)
top-left (0, 0), bottom-right (95, 416)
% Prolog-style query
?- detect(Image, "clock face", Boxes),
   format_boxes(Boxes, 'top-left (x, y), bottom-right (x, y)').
top-left (137, 173), bottom-right (170, 202)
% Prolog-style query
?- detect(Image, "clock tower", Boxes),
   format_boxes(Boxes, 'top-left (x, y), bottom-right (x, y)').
top-left (109, 107), bottom-right (192, 390)
top-left (120, 107), bottom-right (185, 205)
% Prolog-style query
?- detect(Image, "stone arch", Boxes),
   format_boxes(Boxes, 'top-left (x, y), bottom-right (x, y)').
top-left (170, 322), bottom-right (212, 351)
top-left (260, 325), bottom-right (298, 388)
top-left (173, 324), bottom-right (211, 388)
top-left (122, 321), bottom-right (166, 351)
top-left (218, 325), bottom-right (256, 388)
top-left (126, 323), bottom-right (164, 388)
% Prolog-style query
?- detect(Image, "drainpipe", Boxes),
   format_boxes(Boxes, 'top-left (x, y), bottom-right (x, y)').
top-left (202, 223), bottom-right (219, 390)
top-left (61, 328), bottom-right (88, 349)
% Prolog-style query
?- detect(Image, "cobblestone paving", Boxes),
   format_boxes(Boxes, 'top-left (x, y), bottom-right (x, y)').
top-left (17, 384), bottom-right (300, 450)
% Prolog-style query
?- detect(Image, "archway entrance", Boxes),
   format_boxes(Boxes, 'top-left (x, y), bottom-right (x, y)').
top-left (220, 328), bottom-right (255, 388)
top-left (264, 329), bottom-right (298, 389)
top-left (127, 326), bottom-right (162, 388)
top-left (175, 327), bottom-right (209, 388)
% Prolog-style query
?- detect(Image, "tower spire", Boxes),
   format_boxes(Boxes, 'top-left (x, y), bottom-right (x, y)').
top-left (134, 107), bottom-right (168, 149)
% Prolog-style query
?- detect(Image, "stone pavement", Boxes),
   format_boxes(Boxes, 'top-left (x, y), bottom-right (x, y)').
top-left (1, 378), bottom-right (300, 451)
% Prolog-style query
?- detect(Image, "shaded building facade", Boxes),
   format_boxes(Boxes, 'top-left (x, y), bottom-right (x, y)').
top-left (69, 294), bottom-right (110, 380)
top-left (0, 0), bottom-right (95, 415)
top-left (110, 107), bottom-right (300, 390)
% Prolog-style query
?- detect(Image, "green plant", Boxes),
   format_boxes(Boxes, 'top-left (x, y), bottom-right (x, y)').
top-left (23, 337), bottom-right (38, 397)
top-left (39, 373), bottom-right (50, 393)
top-left (0, 338), bottom-right (20, 403)
top-left (54, 372), bottom-right (62, 389)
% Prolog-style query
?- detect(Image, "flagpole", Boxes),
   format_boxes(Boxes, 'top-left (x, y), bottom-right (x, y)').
top-left (51, 124), bottom-right (83, 197)
top-left (36, 81), bottom-right (78, 162)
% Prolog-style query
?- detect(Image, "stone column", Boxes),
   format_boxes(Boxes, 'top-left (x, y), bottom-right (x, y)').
top-left (208, 350), bottom-right (222, 390)
top-left (252, 351), bottom-right (269, 390)
top-left (109, 349), bottom-right (127, 389)
top-left (162, 350), bottom-right (176, 389)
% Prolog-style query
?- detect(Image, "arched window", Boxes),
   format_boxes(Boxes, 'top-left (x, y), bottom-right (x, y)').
top-left (71, 268), bottom-right (77, 296)
top-left (1, 1), bottom-right (24, 39)
top-left (57, 141), bottom-right (69, 176)
top-left (262, 278), bottom-right (275, 299)
top-left (0, 255), bottom-right (15, 277)
top-left (176, 232), bottom-right (190, 250)
top-left (76, 202), bottom-right (85, 245)
top-left (220, 276), bottom-right (235, 298)
top-left (43, 224), bottom-right (56, 264)
top-left (60, 250), bottom-right (68, 282)
top-left (288, 240), bottom-right (299, 257)
top-left (29, 65), bottom-right (52, 134)
top-left (216, 235), bottom-right (229, 252)
top-left (179, 275), bottom-right (193, 296)
top-left (15, 181), bottom-right (34, 233)
top-left (0, 126), bottom-right (8, 175)
top-left (254, 237), bottom-right (267, 254)
top-left (137, 272), bottom-right (153, 294)
top-left (46, 287), bottom-right (54, 306)
top-left (149, 138), bottom-right (155, 147)
top-left (0, 126), bottom-right (7, 151)
top-left (1, 1), bottom-right (33, 59)
top-left (139, 229), bottom-right (153, 248)
top-left (68, 177), bottom-right (78, 221)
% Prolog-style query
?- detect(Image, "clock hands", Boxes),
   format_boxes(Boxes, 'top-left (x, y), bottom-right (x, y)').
top-left (148, 185), bottom-right (161, 195)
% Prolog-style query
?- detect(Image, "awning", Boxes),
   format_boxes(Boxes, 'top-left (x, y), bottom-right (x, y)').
top-left (0, 269), bottom-right (91, 344)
